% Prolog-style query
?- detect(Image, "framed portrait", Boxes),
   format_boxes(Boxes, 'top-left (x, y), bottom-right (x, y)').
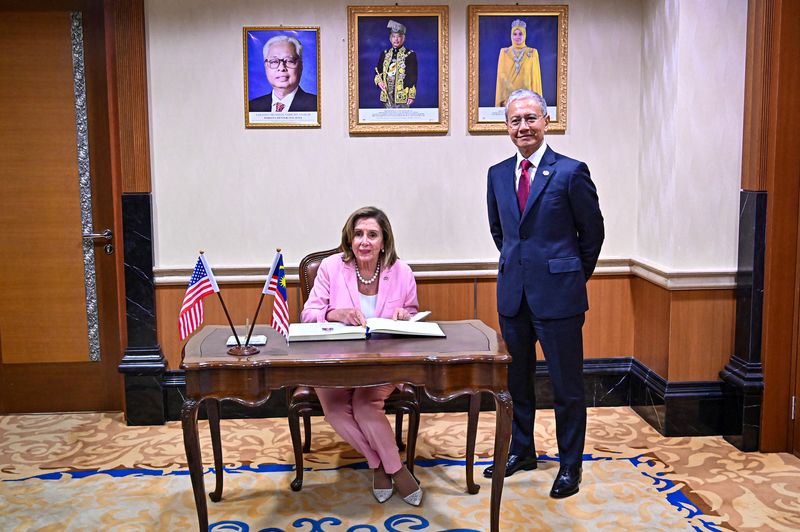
top-left (243, 26), bottom-right (321, 128)
top-left (347, 5), bottom-right (449, 135)
top-left (467, 5), bottom-right (568, 133)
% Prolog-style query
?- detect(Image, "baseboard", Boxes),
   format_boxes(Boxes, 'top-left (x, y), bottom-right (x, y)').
top-left (629, 359), bottom-right (737, 437)
top-left (157, 359), bottom-right (734, 437)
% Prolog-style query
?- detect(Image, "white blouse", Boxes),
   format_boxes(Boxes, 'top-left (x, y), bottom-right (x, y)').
top-left (359, 293), bottom-right (378, 319)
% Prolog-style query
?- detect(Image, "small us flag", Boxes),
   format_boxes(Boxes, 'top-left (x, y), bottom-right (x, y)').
top-left (179, 254), bottom-right (219, 340)
top-left (263, 252), bottom-right (289, 339)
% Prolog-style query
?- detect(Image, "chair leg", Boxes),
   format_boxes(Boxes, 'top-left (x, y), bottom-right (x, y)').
top-left (404, 404), bottom-right (420, 477)
top-left (288, 405), bottom-right (305, 492)
top-left (302, 413), bottom-right (312, 453)
top-left (395, 411), bottom-right (406, 451)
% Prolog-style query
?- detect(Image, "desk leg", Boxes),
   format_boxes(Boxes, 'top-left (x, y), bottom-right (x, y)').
top-left (465, 392), bottom-right (481, 494)
top-left (206, 398), bottom-right (224, 502)
top-left (491, 390), bottom-right (512, 532)
top-left (288, 404), bottom-right (305, 492)
top-left (182, 398), bottom-right (207, 531)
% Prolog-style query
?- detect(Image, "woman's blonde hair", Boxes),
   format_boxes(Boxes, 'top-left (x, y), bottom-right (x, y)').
top-left (339, 206), bottom-right (398, 268)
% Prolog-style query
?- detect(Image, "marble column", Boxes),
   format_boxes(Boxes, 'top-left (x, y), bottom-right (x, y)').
top-left (720, 190), bottom-right (766, 451)
top-left (117, 192), bottom-right (167, 425)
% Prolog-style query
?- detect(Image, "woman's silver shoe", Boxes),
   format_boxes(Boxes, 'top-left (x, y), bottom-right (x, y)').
top-left (372, 473), bottom-right (394, 503)
top-left (372, 485), bottom-right (394, 503)
top-left (402, 486), bottom-right (423, 506)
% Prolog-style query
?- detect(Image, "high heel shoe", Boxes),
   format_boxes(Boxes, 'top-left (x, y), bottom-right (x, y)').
top-left (372, 484), bottom-right (394, 503)
top-left (372, 468), bottom-right (393, 503)
top-left (393, 466), bottom-right (422, 506)
top-left (402, 485), bottom-right (423, 506)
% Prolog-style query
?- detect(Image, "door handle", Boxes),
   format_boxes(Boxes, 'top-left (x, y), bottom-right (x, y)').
top-left (82, 228), bottom-right (114, 254)
top-left (82, 229), bottom-right (113, 242)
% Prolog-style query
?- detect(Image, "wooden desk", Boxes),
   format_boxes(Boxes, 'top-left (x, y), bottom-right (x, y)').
top-left (181, 320), bottom-right (512, 532)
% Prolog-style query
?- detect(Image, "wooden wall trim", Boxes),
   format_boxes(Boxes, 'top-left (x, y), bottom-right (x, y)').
top-left (759, 0), bottom-right (800, 451)
top-left (110, 0), bottom-right (151, 193)
top-left (155, 274), bottom-right (733, 385)
top-left (740, 0), bottom-right (773, 192)
top-left (103, 0), bottom-right (127, 351)
top-left (152, 257), bottom-right (736, 290)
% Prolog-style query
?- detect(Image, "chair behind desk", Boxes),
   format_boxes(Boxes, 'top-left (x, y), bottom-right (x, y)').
top-left (287, 247), bottom-right (421, 491)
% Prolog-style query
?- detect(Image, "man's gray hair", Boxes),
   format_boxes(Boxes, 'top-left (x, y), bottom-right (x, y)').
top-left (262, 35), bottom-right (303, 60)
top-left (504, 89), bottom-right (548, 120)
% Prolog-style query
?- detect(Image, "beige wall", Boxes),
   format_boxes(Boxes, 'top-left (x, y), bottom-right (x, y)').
top-left (637, 0), bottom-right (746, 272)
top-left (145, 0), bottom-right (746, 276)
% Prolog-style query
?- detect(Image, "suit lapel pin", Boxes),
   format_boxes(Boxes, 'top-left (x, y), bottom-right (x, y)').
top-left (542, 170), bottom-right (550, 176)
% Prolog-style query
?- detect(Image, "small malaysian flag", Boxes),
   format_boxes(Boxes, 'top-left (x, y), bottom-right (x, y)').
top-left (179, 254), bottom-right (219, 340)
top-left (263, 252), bottom-right (289, 339)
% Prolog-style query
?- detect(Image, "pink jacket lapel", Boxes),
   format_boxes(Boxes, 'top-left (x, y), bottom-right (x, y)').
top-left (374, 263), bottom-right (393, 317)
top-left (341, 261), bottom-right (361, 310)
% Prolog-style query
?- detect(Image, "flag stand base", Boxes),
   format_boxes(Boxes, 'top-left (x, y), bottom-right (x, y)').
top-left (226, 345), bottom-right (260, 356)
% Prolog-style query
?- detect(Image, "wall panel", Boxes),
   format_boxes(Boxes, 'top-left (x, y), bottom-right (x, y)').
top-left (475, 278), bottom-right (500, 333)
top-left (156, 274), bottom-right (734, 383)
top-left (631, 277), bottom-right (670, 378)
top-left (669, 290), bottom-right (736, 381)
top-left (585, 276), bottom-right (635, 358)
top-left (416, 279), bottom-right (474, 321)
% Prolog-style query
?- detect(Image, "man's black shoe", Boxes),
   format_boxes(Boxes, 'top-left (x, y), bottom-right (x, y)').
top-left (483, 454), bottom-right (538, 478)
top-left (549, 464), bottom-right (582, 498)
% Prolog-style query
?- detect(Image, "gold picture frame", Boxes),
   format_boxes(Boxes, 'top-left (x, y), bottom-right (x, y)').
top-left (347, 5), bottom-right (449, 135)
top-left (467, 5), bottom-right (568, 133)
top-left (243, 26), bottom-right (321, 128)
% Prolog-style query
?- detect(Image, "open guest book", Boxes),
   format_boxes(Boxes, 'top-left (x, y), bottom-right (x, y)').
top-left (288, 314), bottom-right (445, 342)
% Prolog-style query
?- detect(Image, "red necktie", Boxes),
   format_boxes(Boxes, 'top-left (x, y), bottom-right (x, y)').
top-left (275, 102), bottom-right (285, 112)
top-left (518, 159), bottom-right (533, 212)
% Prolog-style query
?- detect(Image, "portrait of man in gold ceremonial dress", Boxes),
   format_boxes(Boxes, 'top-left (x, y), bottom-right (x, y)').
top-left (374, 20), bottom-right (418, 108)
top-left (348, 5), bottom-right (448, 133)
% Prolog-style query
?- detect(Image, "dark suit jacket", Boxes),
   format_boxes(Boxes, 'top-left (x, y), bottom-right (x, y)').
top-left (249, 87), bottom-right (318, 112)
top-left (487, 146), bottom-right (604, 320)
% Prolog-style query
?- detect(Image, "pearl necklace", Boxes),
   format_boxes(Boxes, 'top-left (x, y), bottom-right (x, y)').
top-left (356, 262), bottom-right (380, 285)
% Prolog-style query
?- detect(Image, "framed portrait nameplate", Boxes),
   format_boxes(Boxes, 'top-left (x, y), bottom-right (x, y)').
top-left (467, 5), bottom-right (568, 133)
top-left (243, 26), bottom-right (321, 128)
top-left (347, 5), bottom-right (449, 135)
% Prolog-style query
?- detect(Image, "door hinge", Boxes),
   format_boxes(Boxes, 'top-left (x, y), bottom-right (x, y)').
top-left (792, 396), bottom-right (796, 421)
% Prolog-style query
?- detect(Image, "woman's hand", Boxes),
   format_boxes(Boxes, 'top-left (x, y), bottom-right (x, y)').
top-left (392, 308), bottom-right (411, 321)
top-left (326, 308), bottom-right (367, 326)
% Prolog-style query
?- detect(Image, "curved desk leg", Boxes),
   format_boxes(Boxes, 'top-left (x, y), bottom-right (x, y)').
top-left (490, 390), bottom-right (513, 532)
top-left (182, 398), bottom-right (207, 532)
top-left (466, 392), bottom-right (481, 494)
top-left (405, 407), bottom-right (419, 477)
top-left (206, 398), bottom-right (224, 502)
top-left (288, 404), bottom-right (305, 492)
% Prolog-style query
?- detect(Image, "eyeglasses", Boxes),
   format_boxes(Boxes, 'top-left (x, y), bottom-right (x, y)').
top-left (507, 115), bottom-right (543, 129)
top-left (265, 57), bottom-right (299, 70)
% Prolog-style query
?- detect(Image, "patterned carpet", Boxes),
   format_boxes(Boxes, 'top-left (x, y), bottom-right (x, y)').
top-left (1, 407), bottom-right (799, 531)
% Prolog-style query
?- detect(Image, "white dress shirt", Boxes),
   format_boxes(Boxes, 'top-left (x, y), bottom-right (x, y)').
top-left (272, 87), bottom-right (298, 112)
top-left (515, 141), bottom-right (548, 192)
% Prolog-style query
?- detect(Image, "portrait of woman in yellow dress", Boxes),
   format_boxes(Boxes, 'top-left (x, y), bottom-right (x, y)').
top-left (495, 19), bottom-right (542, 107)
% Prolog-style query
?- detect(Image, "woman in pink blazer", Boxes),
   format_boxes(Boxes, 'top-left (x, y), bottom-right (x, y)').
top-left (301, 206), bottom-right (421, 506)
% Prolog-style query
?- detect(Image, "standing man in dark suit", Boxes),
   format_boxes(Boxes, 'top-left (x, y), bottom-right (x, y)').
top-left (484, 89), bottom-right (604, 499)
top-left (249, 35), bottom-right (317, 113)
